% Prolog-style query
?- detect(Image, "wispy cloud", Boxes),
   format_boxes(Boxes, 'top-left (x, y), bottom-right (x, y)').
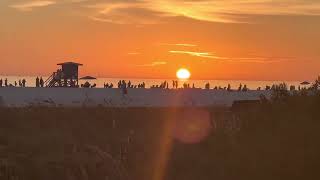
top-left (83, 0), bottom-right (320, 24)
top-left (170, 50), bottom-right (216, 59)
top-left (160, 43), bottom-right (197, 47)
top-left (169, 50), bottom-right (292, 63)
top-left (136, 61), bottom-right (167, 67)
top-left (86, 1), bottom-right (166, 24)
top-left (10, 1), bottom-right (56, 11)
top-left (127, 52), bottom-right (141, 55)
top-left (143, 0), bottom-right (320, 23)
top-left (11, 1), bottom-right (319, 23)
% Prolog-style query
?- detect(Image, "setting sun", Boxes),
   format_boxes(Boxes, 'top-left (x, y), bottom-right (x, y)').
top-left (176, 68), bottom-right (191, 80)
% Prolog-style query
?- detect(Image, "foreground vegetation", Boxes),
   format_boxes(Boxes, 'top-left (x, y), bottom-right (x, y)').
top-left (0, 93), bottom-right (319, 180)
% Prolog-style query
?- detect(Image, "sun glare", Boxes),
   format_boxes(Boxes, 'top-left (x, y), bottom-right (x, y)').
top-left (176, 68), bottom-right (191, 80)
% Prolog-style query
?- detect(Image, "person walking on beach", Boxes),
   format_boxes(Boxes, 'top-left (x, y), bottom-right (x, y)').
top-left (121, 81), bottom-right (128, 95)
top-left (22, 79), bottom-right (26, 87)
top-left (118, 80), bottom-right (122, 88)
top-left (4, 78), bottom-right (8, 87)
top-left (36, 77), bottom-right (40, 87)
top-left (205, 83), bottom-right (210, 89)
top-left (40, 77), bottom-right (44, 87)
top-left (19, 80), bottom-right (22, 87)
top-left (227, 84), bottom-right (231, 91)
top-left (14, 81), bottom-right (17, 87)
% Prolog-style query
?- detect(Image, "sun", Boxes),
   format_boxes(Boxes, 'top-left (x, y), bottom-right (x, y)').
top-left (176, 68), bottom-right (191, 80)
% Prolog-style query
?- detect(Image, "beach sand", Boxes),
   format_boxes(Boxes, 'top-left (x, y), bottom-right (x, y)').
top-left (0, 87), bottom-right (271, 107)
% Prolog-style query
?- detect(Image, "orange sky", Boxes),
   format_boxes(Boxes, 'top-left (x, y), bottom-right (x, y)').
top-left (0, 0), bottom-right (320, 81)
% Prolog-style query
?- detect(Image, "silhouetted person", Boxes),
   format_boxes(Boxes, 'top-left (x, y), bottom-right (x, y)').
top-left (290, 85), bottom-right (295, 91)
top-left (5, 78), bottom-right (8, 87)
top-left (121, 81), bottom-right (128, 95)
top-left (83, 81), bottom-right (90, 88)
top-left (19, 80), bottom-right (22, 87)
top-left (119, 81), bottom-right (122, 88)
top-left (238, 84), bottom-right (242, 91)
top-left (242, 84), bottom-right (248, 91)
top-left (36, 77), bottom-right (40, 87)
top-left (40, 77), bottom-right (44, 87)
top-left (14, 81), bottom-right (17, 87)
top-left (22, 79), bottom-right (26, 87)
top-left (205, 83), bottom-right (210, 90)
top-left (0, 79), bottom-right (2, 87)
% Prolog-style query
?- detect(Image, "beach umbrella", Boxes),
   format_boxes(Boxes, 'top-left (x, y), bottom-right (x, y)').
top-left (300, 81), bottom-right (310, 85)
top-left (80, 76), bottom-right (97, 80)
top-left (80, 76), bottom-right (97, 88)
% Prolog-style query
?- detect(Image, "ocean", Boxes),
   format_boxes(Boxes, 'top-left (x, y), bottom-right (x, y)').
top-left (0, 76), bottom-right (304, 90)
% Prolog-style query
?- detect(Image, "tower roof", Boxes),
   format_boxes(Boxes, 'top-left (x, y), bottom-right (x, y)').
top-left (57, 62), bottom-right (83, 66)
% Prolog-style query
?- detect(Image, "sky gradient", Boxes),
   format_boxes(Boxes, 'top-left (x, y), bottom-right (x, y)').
top-left (0, 0), bottom-right (320, 80)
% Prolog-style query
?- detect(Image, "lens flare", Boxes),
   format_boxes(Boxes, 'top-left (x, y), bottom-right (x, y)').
top-left (173, 109), bottom-right (212, 144)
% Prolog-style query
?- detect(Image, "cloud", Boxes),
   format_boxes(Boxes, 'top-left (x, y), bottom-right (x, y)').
top-left (10, 1), bottom-right (56, 11)
top-left (160, 43), bottom-right (197, 47)
top-left (170, 50), bottom-right (216, 59)
top-left (86, 1), bottom-right (166, 24)
top-left (84, 0), bottom-right (320, 24)
top-left (9, 0), bottom-right (320, 23)
top-left (143, 0), bottom-right (320, 23)
top-left (169, 50), bottom-right (292, 63)
top-left (137, 61), bottom-right (167, 67)
top-left (127, 52), bottom-right (141, 55)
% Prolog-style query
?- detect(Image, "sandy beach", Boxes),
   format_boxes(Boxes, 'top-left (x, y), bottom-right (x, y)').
top-left (0, 87), bottom-right (270, 107)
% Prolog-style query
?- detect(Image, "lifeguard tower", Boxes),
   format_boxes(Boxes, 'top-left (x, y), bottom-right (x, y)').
top-left (45, 62), bottom-right (83, 87)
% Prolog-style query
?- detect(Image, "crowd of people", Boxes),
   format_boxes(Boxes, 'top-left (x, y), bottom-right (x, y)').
top-left (0, 78), bottom-right (27, 87)
top-left (0, 77), bottom-right (308, 92)
top-left (116, 80), bottom-right (146, 89)
top-left (151, 81), bottom-right (169, 89)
